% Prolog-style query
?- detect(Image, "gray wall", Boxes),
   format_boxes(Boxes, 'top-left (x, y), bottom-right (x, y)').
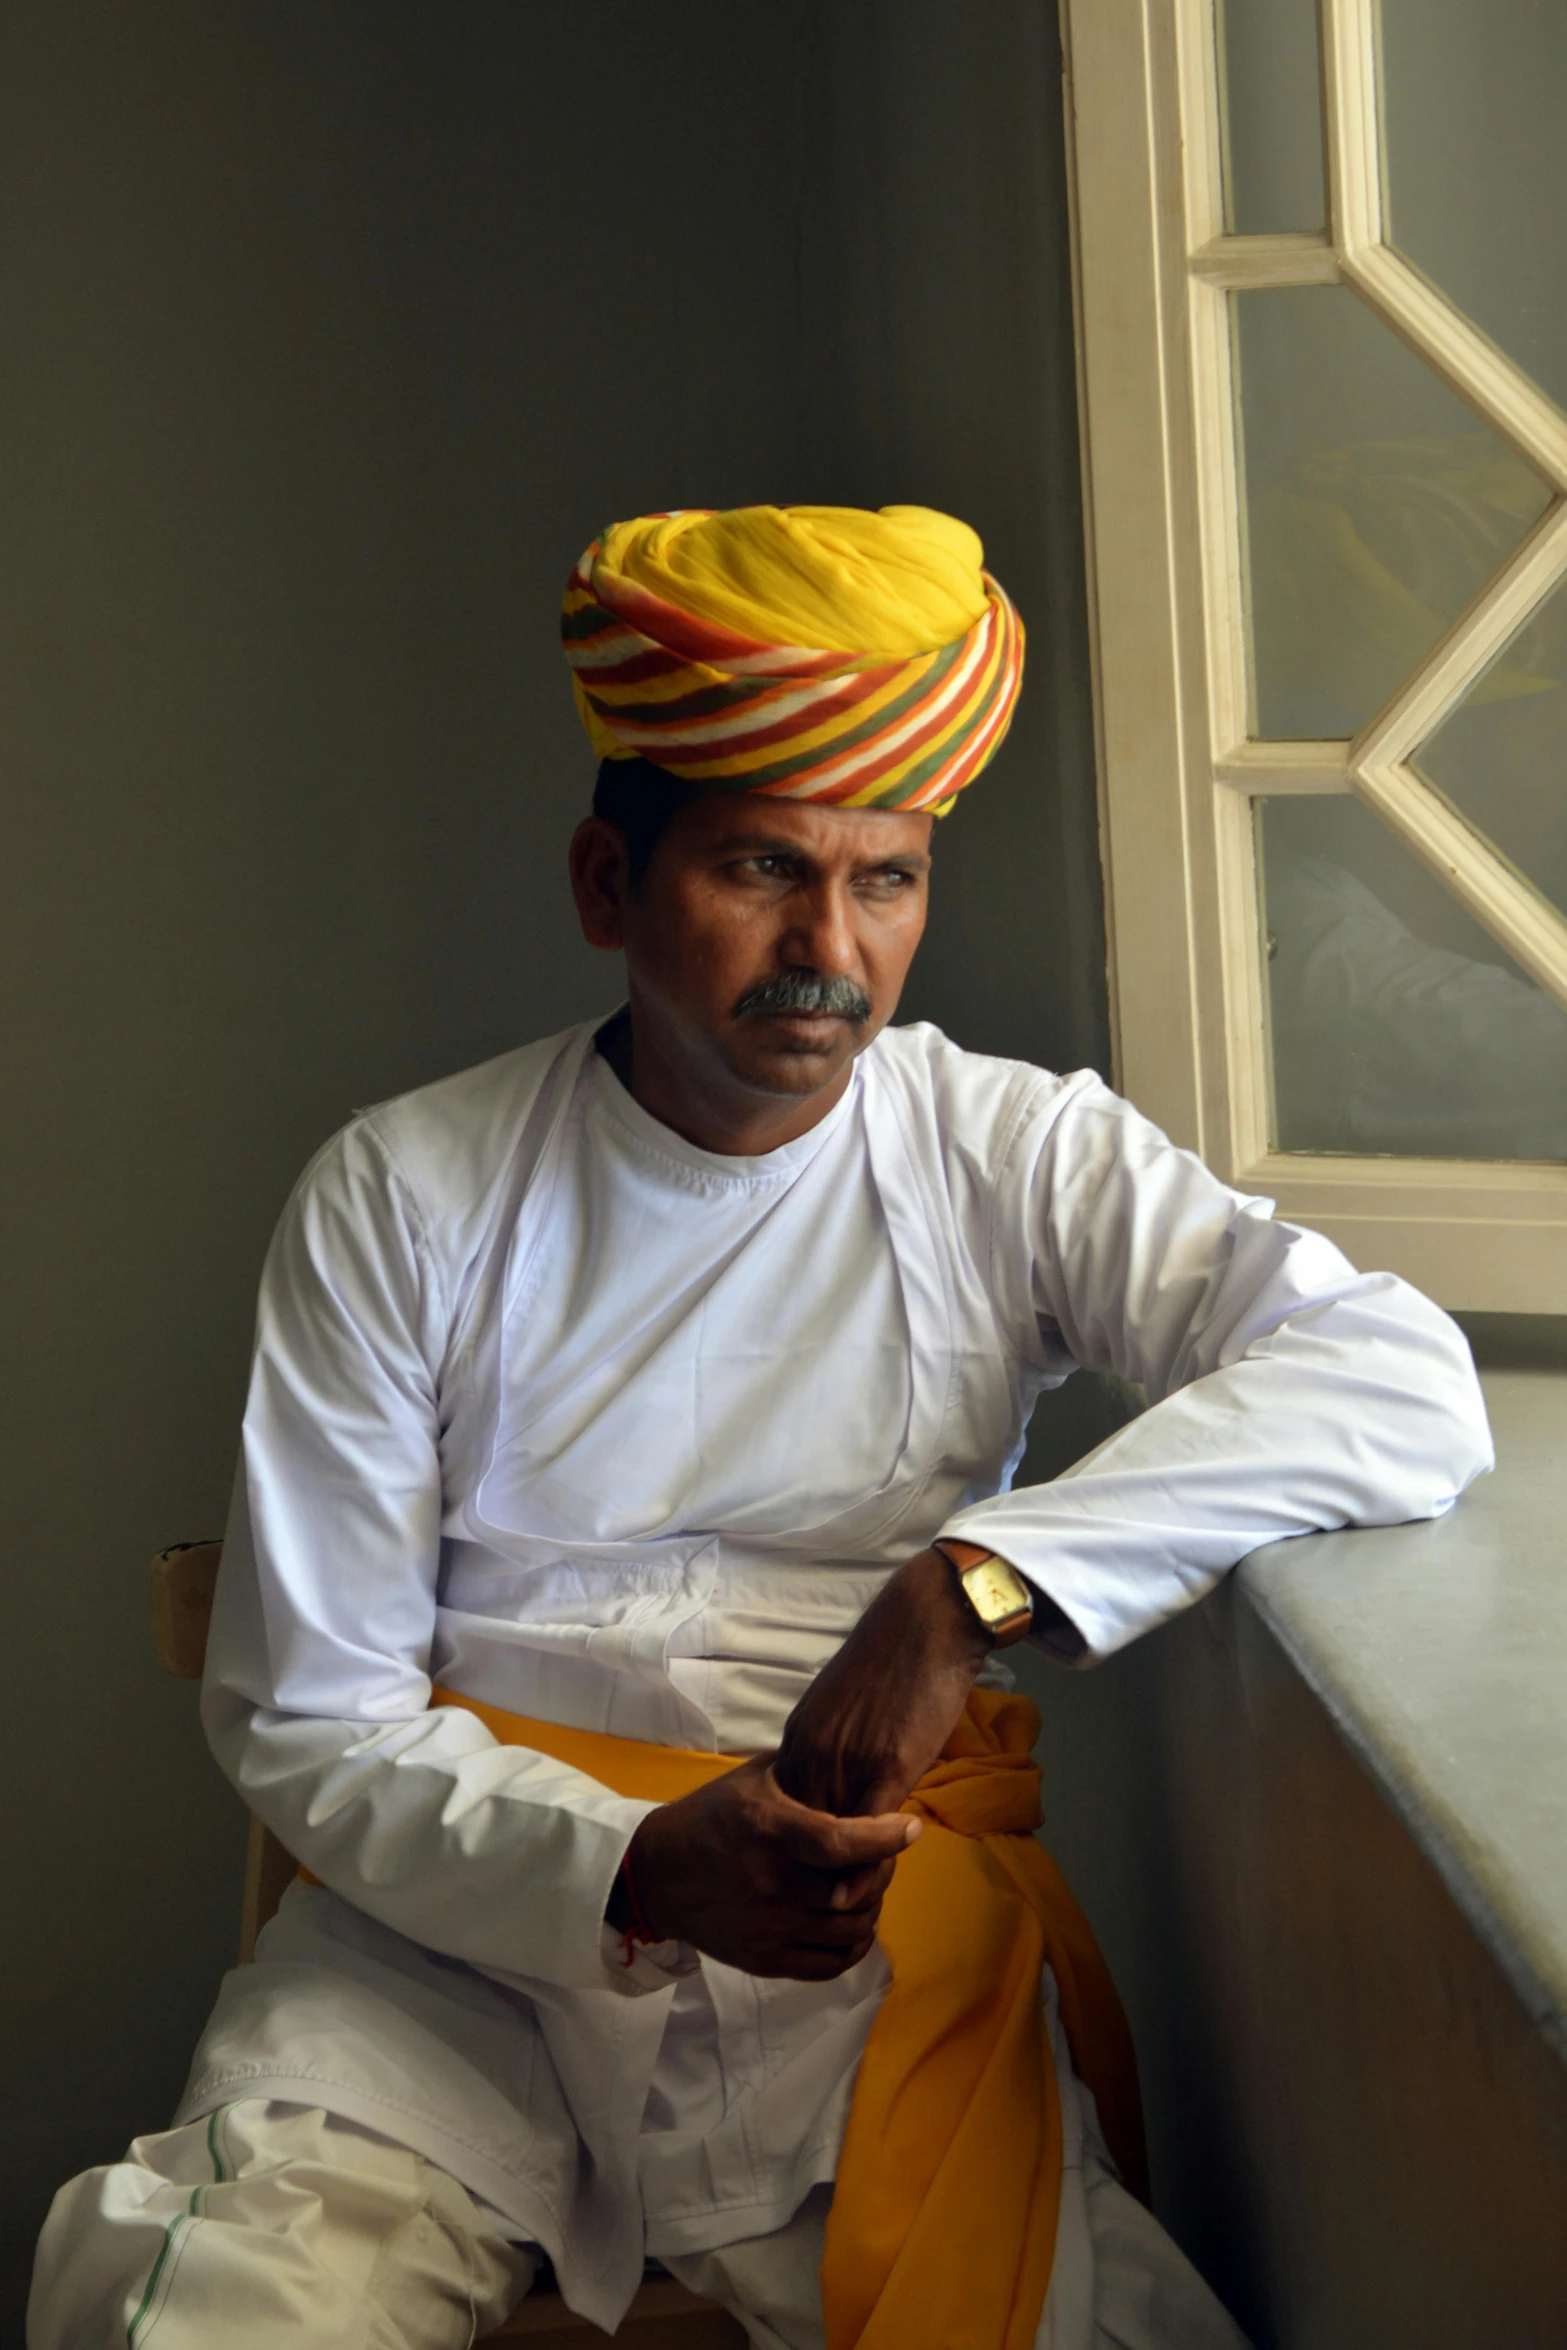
top-left (1023, 1571), bottom-right (1567, 2350)
top-left (0, 2), bottom-right (1105, 2326)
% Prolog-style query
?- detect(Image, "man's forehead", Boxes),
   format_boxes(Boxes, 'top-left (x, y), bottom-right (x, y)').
top-left (682, 792), bottom-right (935, 861)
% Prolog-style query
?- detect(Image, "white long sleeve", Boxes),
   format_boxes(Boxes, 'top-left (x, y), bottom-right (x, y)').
top-left (202, 1111), bottom-right (659, 1991)
top-left (939, 1073), bottom-right (1494, 1659)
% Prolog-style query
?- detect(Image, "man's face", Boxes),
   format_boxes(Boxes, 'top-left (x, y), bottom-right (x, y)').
top-left (573, 790), bottom-right (934, 1107)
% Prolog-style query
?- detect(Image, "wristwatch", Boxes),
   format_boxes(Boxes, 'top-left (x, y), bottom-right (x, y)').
top-left (932, 1537), bottom-right (1036, 1649)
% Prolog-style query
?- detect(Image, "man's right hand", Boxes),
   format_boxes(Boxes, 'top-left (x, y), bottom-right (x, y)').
top-left (614, 1757), bottom-right (920, 1980)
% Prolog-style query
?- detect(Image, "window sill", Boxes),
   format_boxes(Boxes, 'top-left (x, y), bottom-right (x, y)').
top-left (1239, 1369), bottom-right (1567, 2060)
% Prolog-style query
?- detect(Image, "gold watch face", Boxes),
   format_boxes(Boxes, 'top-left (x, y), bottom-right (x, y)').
top-left (960, 1555), bottom-right (1033, 1630)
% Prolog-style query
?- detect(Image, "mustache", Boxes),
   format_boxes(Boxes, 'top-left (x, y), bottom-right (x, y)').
top-left (732, 969), bottom-right (874, 1023)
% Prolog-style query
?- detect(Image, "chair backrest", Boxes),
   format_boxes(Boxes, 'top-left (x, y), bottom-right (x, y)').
top-left (151, 1538), bottom-right (299, 1957)
top-left (151, 1540), bottom-right (222, 1678)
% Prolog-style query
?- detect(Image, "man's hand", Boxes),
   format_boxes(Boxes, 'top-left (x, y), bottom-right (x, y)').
top-left (617, 1756), bottom-right (919, 1980)
top-left (772, 1546), bottom-right (993, 1819)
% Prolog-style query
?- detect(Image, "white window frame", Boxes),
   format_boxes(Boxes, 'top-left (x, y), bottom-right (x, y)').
top-left (1060, 0), bottom-right (1567, 1310)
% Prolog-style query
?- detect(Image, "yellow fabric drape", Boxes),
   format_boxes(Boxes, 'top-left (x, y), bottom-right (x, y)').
top-left (429, 1683), bottom-right (1143, 2350)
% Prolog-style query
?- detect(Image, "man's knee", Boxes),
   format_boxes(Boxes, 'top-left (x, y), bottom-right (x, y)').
top-left (28, 2101), bottom-right (538, 2350)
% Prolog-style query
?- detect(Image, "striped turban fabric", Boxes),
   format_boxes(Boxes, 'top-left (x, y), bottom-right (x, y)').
top-left (561, 505), bottom-right (1024, 815)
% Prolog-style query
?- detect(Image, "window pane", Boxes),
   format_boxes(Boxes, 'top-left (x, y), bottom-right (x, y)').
top-left (1417, 582), bottom-right (1567, 926)
top-left (1260, 793), bottom-right (1567, 1160)
top-left (1219, 0), bottom-right (1326, 233)
top-left (1236, 285), bottom-right (1551, 738)
top-left (1381, 0), bottom-right (1567, 414)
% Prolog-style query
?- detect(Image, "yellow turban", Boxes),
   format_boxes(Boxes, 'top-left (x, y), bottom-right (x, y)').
top-left (561, 505), bottom-right (1024, 814)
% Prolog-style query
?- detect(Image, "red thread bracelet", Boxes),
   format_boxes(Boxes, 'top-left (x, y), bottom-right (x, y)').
top-left (615, 1846), bottom-right (660, 1969)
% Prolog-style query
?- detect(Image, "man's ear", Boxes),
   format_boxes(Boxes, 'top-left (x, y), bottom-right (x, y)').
top-left (569, 817), bottom-right (632, 951)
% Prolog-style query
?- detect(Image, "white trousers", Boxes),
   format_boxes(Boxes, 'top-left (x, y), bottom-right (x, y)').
top-left (30, 2099), bottom-right (1252, 2350)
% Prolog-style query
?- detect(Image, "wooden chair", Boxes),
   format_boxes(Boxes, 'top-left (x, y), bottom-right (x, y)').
top-left (151, 1543), bottom-right (744, 2348)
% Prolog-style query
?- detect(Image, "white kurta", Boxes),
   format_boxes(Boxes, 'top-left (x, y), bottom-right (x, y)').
top-left (184, 1020), bottom-right (1491, 2331)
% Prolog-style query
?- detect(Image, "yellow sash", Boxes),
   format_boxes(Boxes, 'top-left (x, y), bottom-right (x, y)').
top-left (429, 1684), bottom-right (1144, 2350)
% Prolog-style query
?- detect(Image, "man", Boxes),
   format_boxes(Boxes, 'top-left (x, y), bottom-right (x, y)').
top-left (33, 504), bottom-right (1491, 2349)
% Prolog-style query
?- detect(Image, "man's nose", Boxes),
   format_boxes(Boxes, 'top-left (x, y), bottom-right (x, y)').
top-left (782, 880), bottom-right (858, 977)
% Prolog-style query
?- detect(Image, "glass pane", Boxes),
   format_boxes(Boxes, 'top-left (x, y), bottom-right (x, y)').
top-left (1381, 0), bottom-right (1567, 414)
top-left (1417, 582), bottom-right (1567, 924)
top-left (1236, 285), bottom-right (1551, 738)
top-left (1260, 794), bottom-right (1567, 1160)
top-left (1219, 0), bottom-right (1326, 233)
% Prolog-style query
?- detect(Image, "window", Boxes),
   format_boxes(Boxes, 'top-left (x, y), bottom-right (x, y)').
top-left (1062, 0), bottom-right (1567, 1307)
